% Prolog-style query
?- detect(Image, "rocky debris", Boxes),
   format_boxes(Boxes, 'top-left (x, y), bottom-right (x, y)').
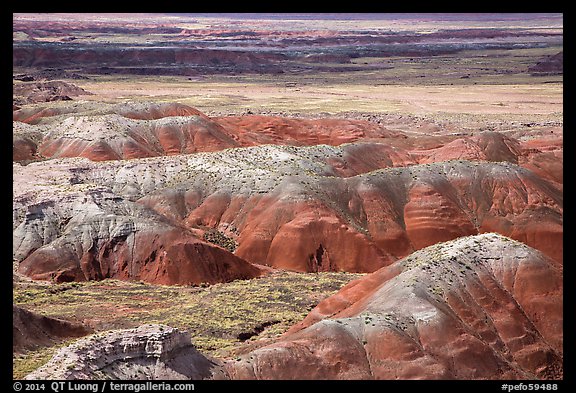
top-left (222, 233), bottom-right (563, 380)
top-left (25, 324), bottom-right (226, 380)
top-left (13, 305), bottom-right (93, 354)
top-left (203, 229), bottom-right (237, 253)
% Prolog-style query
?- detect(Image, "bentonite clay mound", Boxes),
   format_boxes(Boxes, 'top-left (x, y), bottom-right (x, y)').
top-left (13, 104), bottom-right (401, 161)
top-left (35, 114), bottom-right (239, 161)
top-left (25, 324), bottom-right (227, 380)
top-left (221, 233), bottom-right (563, 380)
top-left (13, 103), bottom-right (239, 161)
top-left (12, 102), bottom-right (563, 191)
top-left (214, 115), bottom-right (405, 146)
top-left (13, 138), bottom-right (562, 284)
top-left (12, 103), bottom-right (562, 292)
top-left (132, 150), bottom-right (563, 267)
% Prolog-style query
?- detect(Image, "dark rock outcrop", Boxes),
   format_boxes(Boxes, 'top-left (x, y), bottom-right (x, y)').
top-left (13, 306), bottom-right (93, 354)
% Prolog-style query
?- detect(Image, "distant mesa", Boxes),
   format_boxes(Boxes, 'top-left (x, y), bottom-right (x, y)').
top-left (528, 51), bottom-right (563, 75)
top-left (13, 80), bottom-right (92, 105)
top-left (12, 45), bottom-right (285, 76)
top-left (13, 68), bottom-right (90, 81)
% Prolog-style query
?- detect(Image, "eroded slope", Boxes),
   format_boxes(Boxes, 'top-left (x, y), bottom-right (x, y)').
top-left (25, 234), bottom-right (562, 380)
top-left (223, 233), bottom-right (563, 380)
top-left (13, 159), bottom-right (263, 285)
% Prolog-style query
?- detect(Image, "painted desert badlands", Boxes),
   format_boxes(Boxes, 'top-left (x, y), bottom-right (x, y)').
top-left (13, 13), bottom-right (563, 381)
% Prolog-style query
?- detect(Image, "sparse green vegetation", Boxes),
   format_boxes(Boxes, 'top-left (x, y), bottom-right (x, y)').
top-left (13, 270), bottom-right (364, 377)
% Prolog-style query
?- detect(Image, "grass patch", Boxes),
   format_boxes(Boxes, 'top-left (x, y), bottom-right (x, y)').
top-left (13, 270), bottom-right (363, 376)
top-left (13, 339), bottom-right (78, 380)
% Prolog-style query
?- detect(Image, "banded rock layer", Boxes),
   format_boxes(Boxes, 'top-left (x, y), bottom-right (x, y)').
top-left (223, 233), bottom-right (563, 380)
top-left (25, 324), bottom-right (226, 380)
top-left (13, 103), bottom-right (562, 283)
top-left (26, 234), bottom-right (563, 380)
top-left (13, 305), bottom-right (93, 354)
top-left (13, 102), bottom-right (562, 191)
top-left (13, 159), bottom-right (263, 285)
top-left (13, 138), bottom-right (563, 283)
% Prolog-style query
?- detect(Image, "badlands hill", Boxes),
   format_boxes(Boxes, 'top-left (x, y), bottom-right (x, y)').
top-left (13, 101), bottom-right (562, 380)
top-left (13, 102), bottom-right (562, 187)
top-left (13, 103), bottom-right (563, 285)
top-left (25, 234), bottom-right (562, 380)
top-left (14, 139), bottom-right (562, 284)
top-left (224, 233), bottom-right (562, 380)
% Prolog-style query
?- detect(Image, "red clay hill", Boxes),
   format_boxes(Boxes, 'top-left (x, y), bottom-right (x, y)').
top-left (13, 102), bottom-right (563, 285)
top-left (13, 158), bottom-right (264, 285)
top-left (222, 233), bottom-right (562, 379)
top-left (13, 305), bottom-right (93, 354)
